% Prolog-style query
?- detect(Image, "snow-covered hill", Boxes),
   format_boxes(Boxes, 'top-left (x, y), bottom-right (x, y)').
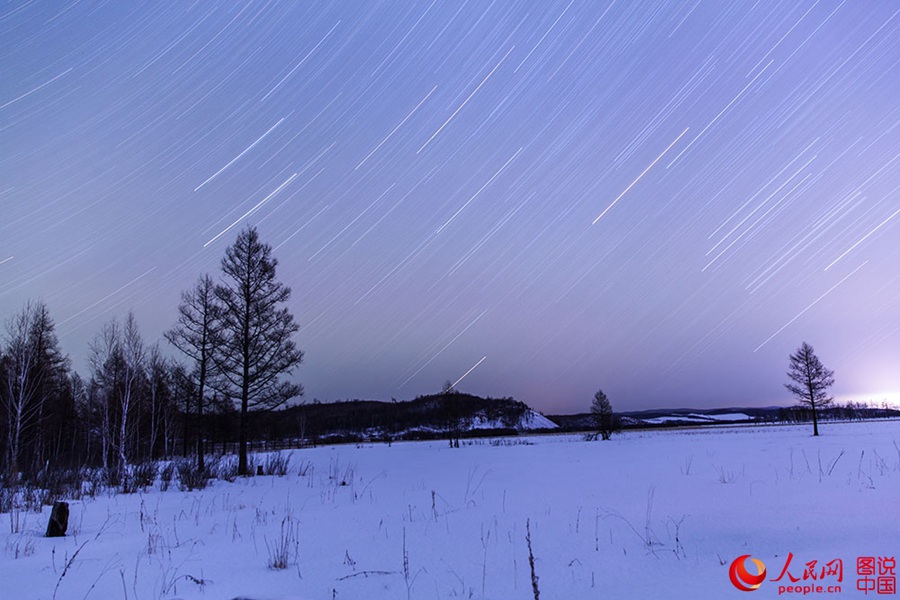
top-left (466, 408), bottom-right (558, 430)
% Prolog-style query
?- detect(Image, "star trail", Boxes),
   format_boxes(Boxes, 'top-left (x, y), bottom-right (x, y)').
top-left (2, 1), bottom-right (899, 413)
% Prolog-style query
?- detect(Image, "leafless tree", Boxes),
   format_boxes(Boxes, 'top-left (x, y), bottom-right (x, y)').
top-left (3, 302), bottom-right (42, 479)
top-left (88, 321), bottom-right (120, 471)
top-left (27, 303), bottom-right (71, 469)
top-left (785, 341), bottom-right (834, 436)
top-left (214, 227), bottom-right (304, 475)
top-left (165, 274), bottom-right (219, 471)
top-left (117, 312), bottom-right (145, 475)
top-left (87, 314), bottom-right (147, 475)
top-left (145, 344), bottom-right (174, 460)
top-left (1, 301), bottom-right (69, 478)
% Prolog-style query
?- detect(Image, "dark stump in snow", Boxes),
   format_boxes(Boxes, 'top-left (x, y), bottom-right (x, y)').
top-left (45, 501), bottom-right (69, 537)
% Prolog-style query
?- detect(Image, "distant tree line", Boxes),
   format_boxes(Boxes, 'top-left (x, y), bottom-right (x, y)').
top-left (223, 392), bottom-right (535, 448)
top-left (775, 402), bottom-right (896, 424)
top-left (1, 226), bottom-right (302, 483)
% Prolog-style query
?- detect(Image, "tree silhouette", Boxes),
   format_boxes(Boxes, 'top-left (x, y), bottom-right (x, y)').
top-left (590, 389), bottom-right (617, 440)
top-left (785, 342), bottom-right (834, 437)
top-left (165, 274), bottom-right (219, 471)
top-left (2, 301), bottom-right (70, 478)
top-left (214, 226), bottom-right (303, 475)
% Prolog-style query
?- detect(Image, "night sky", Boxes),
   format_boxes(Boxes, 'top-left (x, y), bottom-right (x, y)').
top-left (3, 1), bottom-right (899, 414)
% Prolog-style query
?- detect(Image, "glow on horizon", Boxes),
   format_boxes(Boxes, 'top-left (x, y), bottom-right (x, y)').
top-left (837, 391), bottom-right (900, 410)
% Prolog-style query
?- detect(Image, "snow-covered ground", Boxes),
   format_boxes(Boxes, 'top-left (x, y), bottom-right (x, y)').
top-left (2, 420), bottom-right (898, 599)
top-left (642, 412), bottom-right (754, 424)
top-left (467, 409), bottom-right (558, 430)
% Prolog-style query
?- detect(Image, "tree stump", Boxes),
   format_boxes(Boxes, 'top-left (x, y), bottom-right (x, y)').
top-left (45, 501), bottom-right (69, 537)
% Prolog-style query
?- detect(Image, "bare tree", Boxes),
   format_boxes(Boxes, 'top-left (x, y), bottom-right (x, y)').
top-left (145, 344), bottom-right (174, 460)
top-left (1, 301), bottom-right (70, 478)
top-left (88, 319), bottom-right (121, 471)
top-left (214, 226), bottom-right (304, 475)
top-left (785, 341), bottom-right (834, 437)
top-left (590, 389), bottom-right (617, 440)
top-left (67, 372), bottom-right (91, 465)
top-left (26, 302), bottom-right (71, 470)
top-left (165, 274), bottom-right (219, 471)
top-left (2, 302), bottom-right (42, 479)
top-left (170, 362), bottom-right (196, 458)
top-left (118, 312), bottom-right (145, 475)
top-left (88, 315), bottom-right (144, 475)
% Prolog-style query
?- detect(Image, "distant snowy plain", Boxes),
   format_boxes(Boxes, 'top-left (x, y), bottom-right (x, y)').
top-left (2, 420), bottom-right (898, 599)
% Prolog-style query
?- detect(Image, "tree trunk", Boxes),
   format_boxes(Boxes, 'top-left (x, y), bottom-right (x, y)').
top-left (101, 398), bottom-right (109, 471)
top-left (196, 360), bottom-right (206, 472)
top-left (811, 400), bottom-right (819, 436)
top-left (238, 300), bottom-right (251, 476)
top-left (239, 391), bottom-right (249, 475)
top-left (118, 389), bottom-right (129, 478)
top-left (808, 377), bottom-right (819, 437)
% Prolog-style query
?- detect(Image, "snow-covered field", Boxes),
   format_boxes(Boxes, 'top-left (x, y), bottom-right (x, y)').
top-left (2, 420), bottom-right (898, 599)
top-left (641, 412), bottom-right (754, 424)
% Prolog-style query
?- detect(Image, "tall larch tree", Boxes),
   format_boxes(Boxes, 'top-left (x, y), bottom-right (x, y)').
top-left (165, 274), bottom-right (219, 471)
top-left (214, 226), bottom-right (303, 475)
top-left (785, 341), bottom-right (835, 437)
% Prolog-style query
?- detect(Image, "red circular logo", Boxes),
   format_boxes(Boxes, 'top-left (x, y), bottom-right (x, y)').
top-left (729, 554), bottom-right (767, 592)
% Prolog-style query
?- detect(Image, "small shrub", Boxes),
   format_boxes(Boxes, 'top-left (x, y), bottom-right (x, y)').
top-left (121, 471), bottom-right (136, 494)
top-left (147, 530), bottom-right (164, 556)
top-left (102, 466), bottom-right (122, 489)
top-left (123, 462), bottom-right (158, 493)
top-left (526, 519), bottom-right (540, 600)
top-left (204, 456), bottom-right (222, 480)
top-left (134, 462), bottom-right (159, 490)
top-left (158, 462), bottom-right (175, 492)
top-left (266, 515), bottom-right (300, 570)
top-left (264, 452), bottom-right (291, 477)
top-left (21, 484), bottom-right (50, 511)
top-left (714, 465), bottom-right (738, 484)
top-left (489, 438), bottom-right (531, 446)
top-left (680, 454), bottom-right (694, 476)
top-left (32, 468), bottom-right (84, 503)
top-left (176, 460), bottom-right (210, 492)
top-left (328, 458), bottom-right (354, 486)
top-left (6, 531), bottom-right (36, 559)
top-left (217, 457), bottom-right (239, 482)
top-left (0, 485), bottom-right (14, 514)
top-left (83, 468), bottom-right (104, 498)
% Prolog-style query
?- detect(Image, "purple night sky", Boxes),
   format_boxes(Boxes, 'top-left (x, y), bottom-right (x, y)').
top-left (2, 1), bottom-right (899, 413)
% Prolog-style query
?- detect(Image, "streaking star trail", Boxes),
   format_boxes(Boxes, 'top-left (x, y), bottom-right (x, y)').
top-left (3, 1), bottom-right (900, 412)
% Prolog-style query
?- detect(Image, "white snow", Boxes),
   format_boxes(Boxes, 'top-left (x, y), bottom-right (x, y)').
top-left (523, 410), bottom-right (558, 429)
top-left (463, 408), bottom-right (557, 430)
top-left (689, 412), bottom-right (753, 421)
top-left (1, 420), bottom-right (897, 599)
top-left (642, 412), bottom-right (754, 424)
